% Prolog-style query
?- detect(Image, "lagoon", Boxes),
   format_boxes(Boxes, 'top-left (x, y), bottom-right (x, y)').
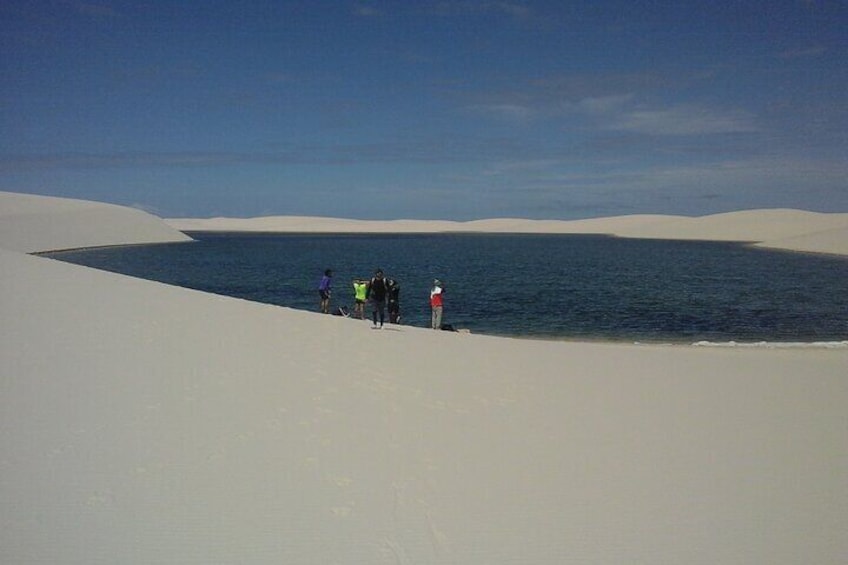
top-left (48, 232), bottom-right (848, 344)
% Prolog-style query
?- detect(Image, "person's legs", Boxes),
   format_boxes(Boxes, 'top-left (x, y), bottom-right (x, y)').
top-left (372, 300), bottom-right (385, 326)
top-left (431, 305), bottom-right (442, 329)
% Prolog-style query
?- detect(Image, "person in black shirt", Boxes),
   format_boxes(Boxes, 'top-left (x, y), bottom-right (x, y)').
top-left (366, 269), bottom-right (388, 328)
top-left (386, 278), bottom-right (400, 324)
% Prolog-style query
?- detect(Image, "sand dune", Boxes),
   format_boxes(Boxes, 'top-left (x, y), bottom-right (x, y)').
top-left (2, 192), bottom-right (847, 563)
top-left (1, 191), bottom-right (190, 252)
top-left (166, 208), bottom-right (848, 256)
top-left (612, 209), bottom-right (848, 246)
top-left (755, 225), bottom-right (848, 255)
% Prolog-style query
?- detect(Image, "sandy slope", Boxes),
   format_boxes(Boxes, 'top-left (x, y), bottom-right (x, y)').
top-left (1, 191), bottom-right (190, 252)
top-left (755, 225), bottom-right (848, 255)
top-left (166, 209), bottom-right (848, 256)
top-left (2, 192), bottom-right (847, 563)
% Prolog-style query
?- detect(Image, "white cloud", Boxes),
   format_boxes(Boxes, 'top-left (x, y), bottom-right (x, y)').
top-left (482, 158), bottom-right (563, 176)
top-left (466, 83), bottom-right (755, 138)
top-left (70, 1), bottom-right (120, 18)
top-left (643, 157), bottom-right (848, 187)
top-left (466, 103), bottom-right (536, 123)
top-left (352, 4), bottom-right (383, 17)
top-left (778, 46), bottom-right (826, 59)
top-left (431, 1), bottom-right (531, 18)
top-left (574, 94), bottom-right (634, 115)
top-left (606, 106), bottom-right (758, 136)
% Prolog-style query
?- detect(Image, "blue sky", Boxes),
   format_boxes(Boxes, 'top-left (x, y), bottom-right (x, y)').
top-left (2, 1), bottom-right (846, 219)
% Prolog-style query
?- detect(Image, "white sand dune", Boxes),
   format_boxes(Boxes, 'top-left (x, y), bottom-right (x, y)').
top-left (166, 208), bottom-right (848, 256)
top-left (1, 191), bottom-right (190, 252)
top-left (755, 225), bottom-right (848, 255)
top-left (2, 192), bottom-right (847, 564)
top-left (612, 209), bottom-right (848, 248)
top-left (165, 214), bottom-right (689, 234)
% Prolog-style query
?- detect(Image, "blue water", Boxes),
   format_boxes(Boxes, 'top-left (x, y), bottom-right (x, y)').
top-left (47, 232), bottom-right (848, 343)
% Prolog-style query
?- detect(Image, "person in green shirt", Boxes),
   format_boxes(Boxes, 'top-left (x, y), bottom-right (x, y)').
top-left (352, 278), bottom-right (368, 320)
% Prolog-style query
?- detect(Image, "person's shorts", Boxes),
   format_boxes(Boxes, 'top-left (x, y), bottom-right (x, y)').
top-left (355, 299), bottom-right (365, 305)
top-left (319, 290), bottom-right (330, 300)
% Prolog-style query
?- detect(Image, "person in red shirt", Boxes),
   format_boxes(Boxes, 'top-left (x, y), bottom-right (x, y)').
top-left (430, 279), bottom-right (444, 330)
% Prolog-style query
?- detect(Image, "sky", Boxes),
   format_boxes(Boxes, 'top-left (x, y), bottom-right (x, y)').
top-left (1, 1), bottom-right (847, 220)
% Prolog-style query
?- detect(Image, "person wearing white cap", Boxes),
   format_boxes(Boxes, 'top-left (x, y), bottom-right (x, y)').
top-left (430, 279), bottom-right (444, 330)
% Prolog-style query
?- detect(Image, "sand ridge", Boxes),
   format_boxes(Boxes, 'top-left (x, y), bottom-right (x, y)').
top-left (0, 191), bottom-right (190, 253)
top-left (166, 208), bottom-right (848, 256)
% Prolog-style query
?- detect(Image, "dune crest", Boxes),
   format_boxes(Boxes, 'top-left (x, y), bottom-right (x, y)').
top-left (166, 209), bottom-right (848, 256)
top-left (0, 191), bottom-right (190, 253)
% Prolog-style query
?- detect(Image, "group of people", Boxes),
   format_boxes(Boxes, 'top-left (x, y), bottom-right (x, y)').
top-left (318, 268), bottom-right (445, 330)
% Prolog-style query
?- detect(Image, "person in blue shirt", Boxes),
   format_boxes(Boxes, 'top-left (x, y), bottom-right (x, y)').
top-left (318, 269), bottom-right (333, 314)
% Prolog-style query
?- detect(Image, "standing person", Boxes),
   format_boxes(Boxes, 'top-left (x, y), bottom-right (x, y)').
top-left (318, 269), bottom-right (333, 314)
top-left (430, 279), bottom-right (444, 329)
top-left (352, 278), bottom-right (368, 319)
top-left (386, 278), bottom-right (401, 324)
top-left (367, 269), bottom-right (388, 328)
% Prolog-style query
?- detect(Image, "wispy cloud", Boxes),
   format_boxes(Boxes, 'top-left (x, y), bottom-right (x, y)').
top-left (466, 103), bottom-right (536, 123)
top-left (352, 4), bottom-right (384, 17)
top-left (458, 69), bottom-right (755, 138)
top-left (481, 158), bottom-right (565, 176)
top-left (429, 1), bottom-right (531, 19)
top-left (570, 94), bottom-right (634, 115)
top-left (469, 154), bottom-right (848, 217)
top-left (778, 46), bottom-right (827, 59)
top-left (66, 1), bottom-right (120, 18)
top-left (529, 71), bottom-right (689, 103)
top-left (466, 83), bottom-right (757, 137)
top-left (0, 152), bottom-right (252, 171)
top-left (263, 72), bottom-right (300, 84)
top-left (0, 137), bottom-right (535, 172)
top-left (604, 105), bottom-right (758, 136)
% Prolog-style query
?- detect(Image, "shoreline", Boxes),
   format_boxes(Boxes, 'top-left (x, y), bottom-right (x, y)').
top-left (465, 329), bottom-right (848, 348)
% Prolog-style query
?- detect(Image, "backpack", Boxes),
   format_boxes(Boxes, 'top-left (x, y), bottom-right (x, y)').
top-left (369, 277), bottom-right (388, 300)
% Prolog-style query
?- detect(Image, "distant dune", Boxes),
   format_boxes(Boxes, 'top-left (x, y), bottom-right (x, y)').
top-left (2, 190), bottom-right (845, 256)
top-left (166, 209), bottom-right (848, 256)
top-left (755, 225), bottom-right (848, 255)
